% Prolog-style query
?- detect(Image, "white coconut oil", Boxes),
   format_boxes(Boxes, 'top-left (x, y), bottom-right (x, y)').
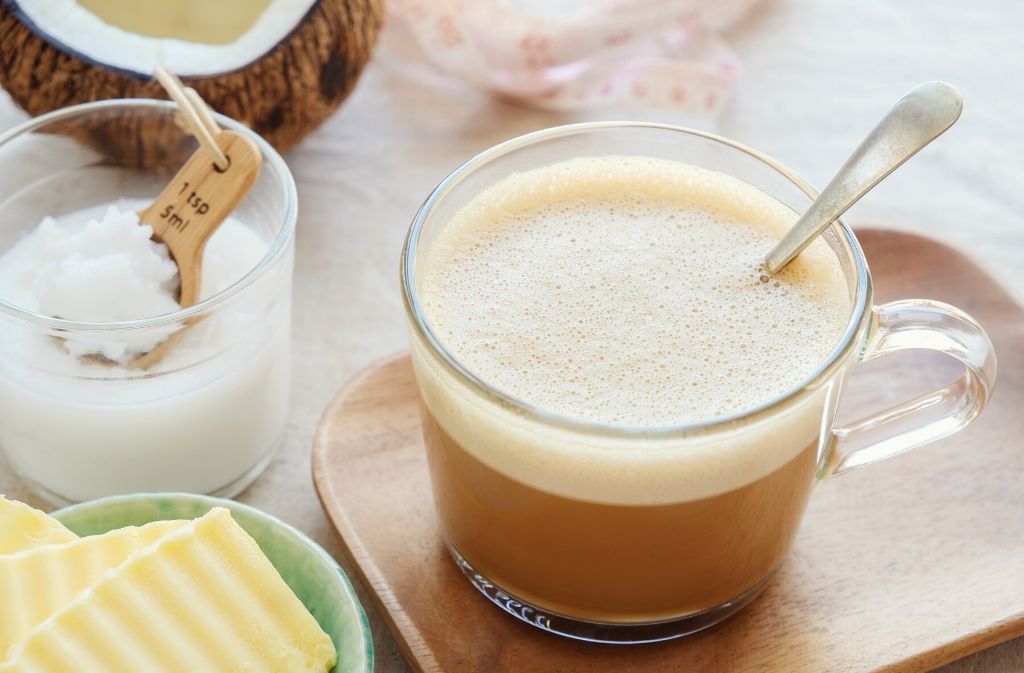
top-left (0, 200), bottom-right (291, 503)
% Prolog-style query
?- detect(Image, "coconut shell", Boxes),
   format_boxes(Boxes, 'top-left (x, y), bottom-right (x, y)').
top-left (0, 0), bottom-right (383, 152)
top-left (40, 106), bottom-right (200, 172)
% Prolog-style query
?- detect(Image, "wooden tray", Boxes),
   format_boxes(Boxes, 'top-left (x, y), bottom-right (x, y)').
top-left (312, 229), bottom-right (1024, 673)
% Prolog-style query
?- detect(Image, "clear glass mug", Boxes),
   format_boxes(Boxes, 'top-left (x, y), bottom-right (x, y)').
top-left (400, 123), bottom-right (997, 643)
top-left (0, 100), bottom-right (296, 505)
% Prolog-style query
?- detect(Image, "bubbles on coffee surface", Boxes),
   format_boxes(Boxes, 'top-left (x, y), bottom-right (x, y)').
top-left (419, 156), bottom-right (850, 427)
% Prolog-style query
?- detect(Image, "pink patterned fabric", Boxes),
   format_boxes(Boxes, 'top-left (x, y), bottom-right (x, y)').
top-left (387, 0), bottom-right (760, 115)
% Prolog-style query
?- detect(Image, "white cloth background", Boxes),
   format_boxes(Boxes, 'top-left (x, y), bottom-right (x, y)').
top-left (0, 0), bottom-right (1021, 670)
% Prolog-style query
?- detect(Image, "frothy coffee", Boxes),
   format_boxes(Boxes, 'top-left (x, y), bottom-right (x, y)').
top-left (410, 154), bottom-right (854, 620)
top-left (412, 156), bottom-right (851, 506)
top-left (420, 156), bottom-right (849, 426)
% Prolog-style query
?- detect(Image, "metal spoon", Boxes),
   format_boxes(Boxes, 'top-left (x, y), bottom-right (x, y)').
top-left (765, 81), bottom-right (963, 273)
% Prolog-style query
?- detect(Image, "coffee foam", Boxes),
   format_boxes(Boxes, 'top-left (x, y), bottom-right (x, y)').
top-left (413, 156), bottom-right (851, 503)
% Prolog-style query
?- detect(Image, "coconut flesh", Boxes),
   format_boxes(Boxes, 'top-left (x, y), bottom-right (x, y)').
top-left (12, 0), bottom-right (319, 76)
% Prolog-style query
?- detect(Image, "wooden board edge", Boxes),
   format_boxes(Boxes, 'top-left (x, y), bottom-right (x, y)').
top-left (312, 353), bottom-right (438, 673)
top-left (855, 224), bottom-right (1024, 308)
top-left (882, 619), bottom-right (1024, 673)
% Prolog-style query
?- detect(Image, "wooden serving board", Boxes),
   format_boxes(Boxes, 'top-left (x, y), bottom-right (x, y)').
top-left (312, 229), bottom-right (1024, 673)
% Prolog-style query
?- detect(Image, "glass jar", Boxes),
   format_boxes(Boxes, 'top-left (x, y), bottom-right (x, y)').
top-left (0, 100), bottom-right (296, 505)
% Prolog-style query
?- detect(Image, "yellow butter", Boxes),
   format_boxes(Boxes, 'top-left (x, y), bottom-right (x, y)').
top-left (0, 496), bottom-right (76, 554)
top-left (0, 519), bottom-right (186, 660)
top-left (1, 507), bottom-right (337, 673)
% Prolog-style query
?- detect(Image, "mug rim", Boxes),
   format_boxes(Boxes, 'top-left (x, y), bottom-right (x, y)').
top-left (0, 98), bottom-right (297, 332)
top-left (401, 121), bottom-right (874, 438)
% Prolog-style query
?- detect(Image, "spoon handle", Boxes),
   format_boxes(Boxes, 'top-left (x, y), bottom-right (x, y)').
top-left (765, 81), bottom-right (963, 273)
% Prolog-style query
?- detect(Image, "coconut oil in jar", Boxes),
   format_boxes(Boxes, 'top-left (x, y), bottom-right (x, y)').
top-left (0, 101), bottom-right (296, 504)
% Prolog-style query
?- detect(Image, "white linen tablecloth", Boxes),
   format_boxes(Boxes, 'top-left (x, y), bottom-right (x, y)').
top-left (1, 0), bottom-right (1021, 670)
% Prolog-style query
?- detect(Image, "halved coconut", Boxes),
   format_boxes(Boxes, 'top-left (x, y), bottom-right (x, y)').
top-left (0, 0), bottom-right (383, 150)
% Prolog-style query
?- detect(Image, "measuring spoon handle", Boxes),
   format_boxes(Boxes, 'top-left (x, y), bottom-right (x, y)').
top-left (765, 81), bottom-right (963, 273)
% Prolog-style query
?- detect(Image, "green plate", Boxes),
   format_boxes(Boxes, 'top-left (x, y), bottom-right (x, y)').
top-left (54, 493), bottom-right (373, 673)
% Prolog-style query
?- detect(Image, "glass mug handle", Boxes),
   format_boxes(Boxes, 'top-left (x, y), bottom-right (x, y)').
top-left (823, 299), bottom-right (997, 477)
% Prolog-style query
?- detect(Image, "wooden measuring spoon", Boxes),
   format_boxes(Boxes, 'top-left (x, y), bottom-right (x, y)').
top-left (129, 129), bottom-right (262, 369)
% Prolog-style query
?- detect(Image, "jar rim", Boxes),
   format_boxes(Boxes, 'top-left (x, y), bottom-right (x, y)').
top-left (400, 121), bottom-right (874, 438)
top-left (0, 98), bottom-right (297, 332)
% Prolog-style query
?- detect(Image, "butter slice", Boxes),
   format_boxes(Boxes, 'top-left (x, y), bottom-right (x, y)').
top-left (0, 496), bottom-right (76, 554)
top-left (0, 508), bottom-right (338, 673)
top-left (0, 519), bottom-right (186, 660)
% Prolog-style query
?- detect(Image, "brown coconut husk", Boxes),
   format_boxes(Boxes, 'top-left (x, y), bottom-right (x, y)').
top-left (39, 105), bottom-right (198, 172)
top-left (0, 0), bottom-right (383, 153)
